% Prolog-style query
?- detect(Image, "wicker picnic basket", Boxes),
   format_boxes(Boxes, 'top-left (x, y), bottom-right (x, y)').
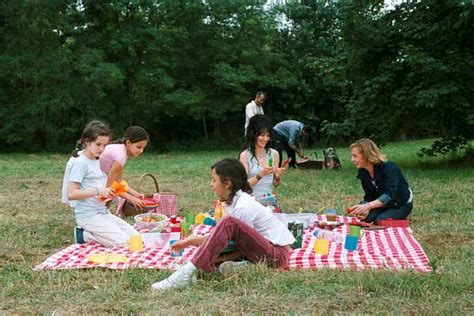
top-left (122, 173), bottom-right (160, 217)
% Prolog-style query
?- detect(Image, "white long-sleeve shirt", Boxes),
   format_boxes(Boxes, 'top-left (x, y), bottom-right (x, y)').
top-left (244, 100), bottom-right (264, 133)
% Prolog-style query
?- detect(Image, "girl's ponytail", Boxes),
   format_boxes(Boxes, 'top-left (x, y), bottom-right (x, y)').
top-left (71, 140), bottom-right (84, 157)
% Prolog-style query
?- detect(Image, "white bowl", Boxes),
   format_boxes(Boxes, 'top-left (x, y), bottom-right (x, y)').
top-left (134, 213), bottom-right (168, 231)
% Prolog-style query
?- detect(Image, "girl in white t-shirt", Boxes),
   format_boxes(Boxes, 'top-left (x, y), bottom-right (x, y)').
top-left (99, 126), bottom-right (149, 211)
top-left (63, 121), bottom-right (138, 247)
top-left (151, 158), bottom-right (295, 292)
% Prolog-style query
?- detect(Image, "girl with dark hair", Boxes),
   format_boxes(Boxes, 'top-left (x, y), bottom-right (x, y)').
top-left (99, 126), bottom-right (149, 211)
top-left (62, 121), bottom-right (139, 247)
top-left (239, 115), bottom-right (285, 208)
top-left (151, 158), bottom-right (295, 292)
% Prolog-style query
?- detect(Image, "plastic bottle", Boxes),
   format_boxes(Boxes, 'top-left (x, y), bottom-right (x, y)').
top-left (312, 228), bottom-right (345, 243)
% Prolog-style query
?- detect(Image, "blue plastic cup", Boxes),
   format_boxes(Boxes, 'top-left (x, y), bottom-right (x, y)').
top-left (344, 235), bottom-right (359, 251)
top-left (169, 240), bottom-right (184, 257)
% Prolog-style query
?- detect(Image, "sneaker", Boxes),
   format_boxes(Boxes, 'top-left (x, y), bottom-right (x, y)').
top-left (74, 226), bottom-right (85, 244)
top-left (151, 262), bottom-right (197, 292)
top-left (218, 260), bottom-right (250, 276)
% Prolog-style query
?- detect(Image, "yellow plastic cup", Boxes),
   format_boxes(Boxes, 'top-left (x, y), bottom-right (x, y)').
top-left (129, 235), bottom-right (144, 251)
top-left (314, 239), bottom-right (329, 255)
top-left (195, 213), bottom-right (206, 224)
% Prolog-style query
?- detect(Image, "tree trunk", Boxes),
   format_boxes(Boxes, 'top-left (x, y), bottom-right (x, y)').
top-left (202, 114), bottom-right (209, 140)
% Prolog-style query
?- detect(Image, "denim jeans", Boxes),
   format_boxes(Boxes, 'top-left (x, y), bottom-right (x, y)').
top-left (272, 132), bottom-right (297, 168)
top-left (363, 202), bottom-right (413, 224)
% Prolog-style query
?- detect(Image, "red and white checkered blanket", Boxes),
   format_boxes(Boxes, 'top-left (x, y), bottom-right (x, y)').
top-left (35, 216), bottom-right (432, 273)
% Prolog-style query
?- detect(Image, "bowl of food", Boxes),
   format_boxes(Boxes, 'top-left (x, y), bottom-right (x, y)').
top-left (134, 213), bottom-right (168, 231)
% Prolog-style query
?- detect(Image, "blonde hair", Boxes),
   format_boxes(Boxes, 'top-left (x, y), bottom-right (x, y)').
top-left (350, 138), bottom-right (387, 164)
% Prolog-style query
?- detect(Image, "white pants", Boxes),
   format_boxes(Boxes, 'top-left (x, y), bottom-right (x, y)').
top-left (76, 213), bottom-right (139, 248)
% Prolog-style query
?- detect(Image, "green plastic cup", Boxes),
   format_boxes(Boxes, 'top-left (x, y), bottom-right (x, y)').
top-left (349, 225), bottom-right (362, 237)
top-left (180, 221), bottom-right (191, 237)
top-left (185, 212), bottom-right (196, 224)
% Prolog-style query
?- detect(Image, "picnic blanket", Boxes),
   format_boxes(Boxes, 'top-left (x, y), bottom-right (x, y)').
top-left (35, 215), bottom-right (432, 272)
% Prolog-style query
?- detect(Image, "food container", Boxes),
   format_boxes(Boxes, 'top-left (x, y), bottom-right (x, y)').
top-left (326, 209), bottom-right (337, 221)
top-left (142, 232), bottom-right (180, 248)
top-left (134, 213), bottom-right (168, 231)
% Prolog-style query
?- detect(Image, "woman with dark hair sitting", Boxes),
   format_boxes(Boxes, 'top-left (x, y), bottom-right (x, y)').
top-left (239, 115), bottom-right (285, 209)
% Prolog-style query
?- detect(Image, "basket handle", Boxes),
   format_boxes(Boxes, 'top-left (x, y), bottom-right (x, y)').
top-left (137, 173), bottom-right (160, 193)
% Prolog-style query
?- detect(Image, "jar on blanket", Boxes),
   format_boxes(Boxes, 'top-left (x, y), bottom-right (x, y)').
top-left (288, 220), bottom-right (303, 249)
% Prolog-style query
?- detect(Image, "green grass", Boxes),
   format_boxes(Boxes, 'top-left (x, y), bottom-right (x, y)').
top-left (1, 139), bottom-right (473, 314)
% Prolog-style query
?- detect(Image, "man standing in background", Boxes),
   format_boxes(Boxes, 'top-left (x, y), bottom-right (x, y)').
top-left (244, 92), bottom-right (266, 135)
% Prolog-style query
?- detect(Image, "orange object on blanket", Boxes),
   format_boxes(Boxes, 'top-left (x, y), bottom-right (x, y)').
top-left (349, 218), bottom-right (373, 227)
top-left (97, 180), bottom-right (129, 203)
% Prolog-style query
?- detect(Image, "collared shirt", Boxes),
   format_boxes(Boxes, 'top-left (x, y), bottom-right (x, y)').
top-left (357, 161), bottom-right (413, 208)
top-left (245, 100), bottom-right (264, 132)
top-left (273, 120), bottom-right (304, 146)
top-left (225, 190), bottom-right (295, 246)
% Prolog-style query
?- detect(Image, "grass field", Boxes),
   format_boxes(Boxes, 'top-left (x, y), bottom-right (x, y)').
top-left (1, 139), bottom-right (473, 314)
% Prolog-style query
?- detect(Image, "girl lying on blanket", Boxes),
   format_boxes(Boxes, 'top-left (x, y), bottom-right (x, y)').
top-left (151, 158), bottom-right (295, 292)
top-left (348, 138), bottom-right (413, 224)
top-left (62, 120), bottom-right (139, 248)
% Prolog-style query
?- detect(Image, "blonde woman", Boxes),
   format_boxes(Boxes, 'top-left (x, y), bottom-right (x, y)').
top-left (348, 138), bottom-right (413, 224)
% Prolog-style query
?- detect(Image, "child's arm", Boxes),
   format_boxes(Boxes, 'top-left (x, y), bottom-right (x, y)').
top-left (170, 234), bottom-right (206, 252)
top-left (107, 161), bottom-right (123, 187)
top-left (122, 192), bottom-right (145, 209)
top-left (67, 181), bottom-right (114, 201)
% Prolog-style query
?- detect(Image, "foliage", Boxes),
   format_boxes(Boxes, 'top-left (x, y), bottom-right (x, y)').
top-left (0, 0), bottom-right (473, 155)
top-left (418, 136), bottom-right (471, 158)
top-left (322, 0), bottom-right (474, 154)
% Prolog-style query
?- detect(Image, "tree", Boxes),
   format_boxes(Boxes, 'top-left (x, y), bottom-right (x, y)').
top-left (321, 0), bottom-right (474, 155)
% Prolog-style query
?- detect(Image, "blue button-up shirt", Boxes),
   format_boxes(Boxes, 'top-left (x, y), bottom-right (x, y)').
top-left (273, 120), bottom-right (304, 146)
